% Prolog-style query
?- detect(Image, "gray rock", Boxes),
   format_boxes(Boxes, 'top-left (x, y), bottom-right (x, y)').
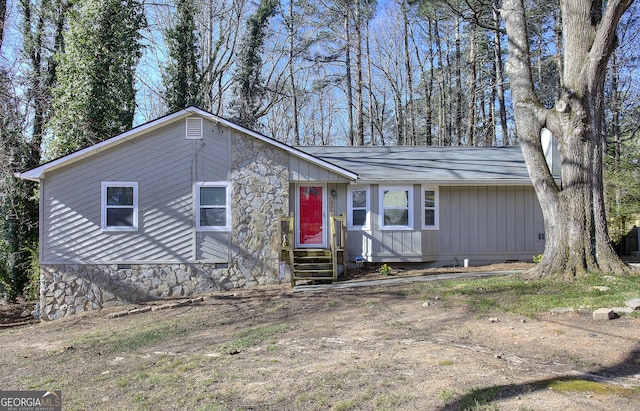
top-left (624, 298), bottom-right (640, 310)
top-left (550, 307), bottom-right (574, 315)
top-left (593, 308), bottom-right (617, 320)
top-left (612, 307), bottom-right (634, 314)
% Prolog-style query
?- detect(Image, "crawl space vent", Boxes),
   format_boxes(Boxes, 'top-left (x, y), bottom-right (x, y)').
top-left (186, 117), bottom-right (203, 139)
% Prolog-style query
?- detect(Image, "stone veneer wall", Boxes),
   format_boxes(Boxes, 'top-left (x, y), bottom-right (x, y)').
top-left (39, 131), bottom-right (290, 320)
top-left (228, 132), bottom-right (289, 286)
top-left (40, 264), bottom-right (230, 320)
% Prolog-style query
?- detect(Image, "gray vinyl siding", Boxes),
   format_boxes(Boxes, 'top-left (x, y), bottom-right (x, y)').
top-left (289, 155), bottom-right (350, 182)
top-left (41, 118), bottom-right (230, 264)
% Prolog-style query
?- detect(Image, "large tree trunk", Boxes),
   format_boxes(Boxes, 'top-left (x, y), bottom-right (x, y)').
top-left (502, 0), bottom-right (633, 278)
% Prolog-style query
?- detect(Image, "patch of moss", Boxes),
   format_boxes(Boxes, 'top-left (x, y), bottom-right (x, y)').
top-left (544, 379), bottom-right (637, 397)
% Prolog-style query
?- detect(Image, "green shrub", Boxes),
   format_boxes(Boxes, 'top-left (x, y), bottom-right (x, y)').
top-left (379, 264), bottom-right (393, 276)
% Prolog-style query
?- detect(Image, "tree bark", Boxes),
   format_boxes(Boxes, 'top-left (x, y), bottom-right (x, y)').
top-left (502, 0), bottom-right (633, 277)
top-left (454, 17), bottom-right (462, 145)
top-left (492, 0), bottom-right (509, 145)
top-left (401, 0), bottom-right (416, 145)
top-left (466, 22), bottom-right (477, 146)
top-left (354, 0), bottom-right (364, 146)
top-left (343, 1), bottom-right (354, 146)
top-left (0, 0), bottom-right (5, 51)
top-left (287, 0), bottom-right (300, 145)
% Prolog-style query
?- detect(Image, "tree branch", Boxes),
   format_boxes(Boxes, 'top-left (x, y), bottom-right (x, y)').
top-left (587, 0), bottom-right (634, 88)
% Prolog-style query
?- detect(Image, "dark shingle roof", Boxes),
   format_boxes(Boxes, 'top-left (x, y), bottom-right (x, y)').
top-left (298, 146), bottom-right (532, 184)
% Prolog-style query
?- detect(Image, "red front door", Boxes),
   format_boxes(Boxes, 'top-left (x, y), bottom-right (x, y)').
top-left (298, 185), bottom-right (325, 247)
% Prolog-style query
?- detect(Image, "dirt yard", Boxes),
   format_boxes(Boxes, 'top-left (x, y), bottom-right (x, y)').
top-left (1, 265), bottom-right (639, 410)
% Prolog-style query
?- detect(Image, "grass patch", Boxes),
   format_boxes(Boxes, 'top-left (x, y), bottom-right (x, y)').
top-left (333, 398), bottom-right (357, 411)
top-left (216, 323), bottom-right (289, 354)
top-left (459, 386), bottom-right (503, 410)
top-left (436, 388), bottom-right (457, 402)
top-left (542, 378), bottom-right (639, 396)
top-left (418, 272), bottom-right (640, 317)
top-left (74, 322), bottom-right (188, 354)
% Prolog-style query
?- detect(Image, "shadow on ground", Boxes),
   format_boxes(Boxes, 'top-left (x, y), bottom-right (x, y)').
top-left (438, 344), bottom-right (640, 410)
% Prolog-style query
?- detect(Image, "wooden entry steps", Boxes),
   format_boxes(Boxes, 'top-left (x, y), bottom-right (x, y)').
top-left (279, 212), bottom-right (348, 287)
top-left (291, 248), bottom-right (336, 285)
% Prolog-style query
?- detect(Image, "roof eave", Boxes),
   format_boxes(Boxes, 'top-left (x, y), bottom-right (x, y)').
top-left (352, 178), bottom-right (535, 186)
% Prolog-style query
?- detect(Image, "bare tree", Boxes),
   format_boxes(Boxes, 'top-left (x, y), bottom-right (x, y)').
top-left (502, 0), bottom-right (634, 277)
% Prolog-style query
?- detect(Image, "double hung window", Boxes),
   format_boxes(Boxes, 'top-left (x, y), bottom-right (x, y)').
top-left (379, 186), bottom-right (413, 230)
top-left (101, 182), bottom-right (138, 231)
top-left (196, 182), bottom-right (230, 231)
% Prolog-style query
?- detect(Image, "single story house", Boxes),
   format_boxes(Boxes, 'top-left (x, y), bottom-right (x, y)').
top-left (18, 106), bottom-right (555, 320)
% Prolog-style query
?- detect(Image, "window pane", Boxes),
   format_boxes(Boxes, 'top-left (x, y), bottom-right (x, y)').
top-left (200, 208), bottom-right (226, 226)
top-left (352, 209), bottom-right (366, 226)
top-left (200, 187), bottom-right (226, 206)
top-left (107, 187), bottom-right (134, 206)
top-left (424, 190), bottom-right (435, 208)
top-left (384, 190), bottom-right (408, 208)
top-left (352, 190), bottom-right (367, 208)
top-left (106, 208), bottom-right (134, 226)
top-left (384, 209), bottom-right (408, 226)
top-left (425, 209), bottom-right (435, 226)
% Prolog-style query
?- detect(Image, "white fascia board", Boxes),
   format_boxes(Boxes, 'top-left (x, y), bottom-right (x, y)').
top-left (350, 179), bottom-right (535, 186)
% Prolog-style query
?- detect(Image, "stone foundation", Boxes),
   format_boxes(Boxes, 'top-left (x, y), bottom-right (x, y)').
top-left (40, 263), bottom-right (236, 320)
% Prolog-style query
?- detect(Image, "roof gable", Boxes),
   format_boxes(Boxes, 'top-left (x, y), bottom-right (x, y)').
top-left (18, 107), bottom-right (357, 181)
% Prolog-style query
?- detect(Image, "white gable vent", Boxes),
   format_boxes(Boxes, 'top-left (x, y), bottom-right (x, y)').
top-left (186, 117), bottom-right (203, 139)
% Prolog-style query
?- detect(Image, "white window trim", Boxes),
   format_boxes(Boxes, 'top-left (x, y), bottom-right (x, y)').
top-left (101, 182), bottom-right (139, 231)
top-left (379, 185), bottom-right (413, 231)
top-left (422, 185), bottom-right (439, 230)
top-left (196, 182), bottom-right (231, 231)
top-left (347, 185), bottom-right (370, 230)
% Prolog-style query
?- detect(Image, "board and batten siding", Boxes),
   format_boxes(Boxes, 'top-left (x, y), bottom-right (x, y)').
top-left (345, 184), bottom-right (544, 265)
top-left (41, 118), bottom-right (231, 264)
top-left (289, 155), bottom-right (351, 182)
top-left (439, 185), bottom-right (545, 261)
top-left (347, 184), bottom-right (423, 263)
